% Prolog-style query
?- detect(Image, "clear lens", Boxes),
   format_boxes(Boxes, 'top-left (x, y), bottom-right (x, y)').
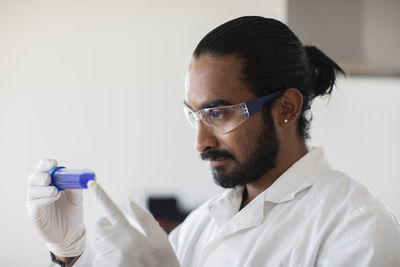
top-left (183, 103), bottom-right (249, 134)
top-left (183, 107), bottom-right (197, 128)
top-left (184, 90), bottom-right (283, 135)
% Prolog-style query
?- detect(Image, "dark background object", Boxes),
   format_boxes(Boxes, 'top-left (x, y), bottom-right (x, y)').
top-left (147, 196), bottom-right (189, 234)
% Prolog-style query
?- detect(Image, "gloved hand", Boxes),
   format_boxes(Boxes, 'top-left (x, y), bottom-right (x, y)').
top-left (88, 180), bottom-right (180, 267)
top-left (26, 159), bottom-right (86, 257)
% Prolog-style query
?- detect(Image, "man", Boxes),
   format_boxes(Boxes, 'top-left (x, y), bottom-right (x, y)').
top-left (27, 16), bottom-right (400, 266)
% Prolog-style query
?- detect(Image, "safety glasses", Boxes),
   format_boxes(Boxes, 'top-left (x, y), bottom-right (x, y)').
top-left (184, 90), bottom-right (283, 134)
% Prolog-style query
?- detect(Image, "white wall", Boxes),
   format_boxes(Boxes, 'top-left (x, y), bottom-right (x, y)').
top-left (1, 1), bottom-right (399, 266)
top-left (0, 0), bottom-right (287, 265)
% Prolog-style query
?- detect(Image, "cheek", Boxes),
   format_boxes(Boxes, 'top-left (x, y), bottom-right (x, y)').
top-left (220, 134), bottom-right (246, 160)
top-left (221, 117), bottom-right (264, 161)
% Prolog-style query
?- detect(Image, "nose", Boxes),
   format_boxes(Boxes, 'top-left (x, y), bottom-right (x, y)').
top-left (195, 120), bottom-right (218, 153)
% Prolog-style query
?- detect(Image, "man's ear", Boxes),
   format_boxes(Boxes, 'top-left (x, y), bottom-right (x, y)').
top-left (276, 88), bottom-right (303, 126)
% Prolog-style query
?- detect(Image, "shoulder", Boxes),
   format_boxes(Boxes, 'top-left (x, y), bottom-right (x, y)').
top-left (313, 170), bottom-right (397, 221)
top-left (311, 170), bottom-right (400, 264)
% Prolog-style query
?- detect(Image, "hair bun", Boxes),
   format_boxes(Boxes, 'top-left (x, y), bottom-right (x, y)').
top-left (304, 45), bottom-right (345, 98)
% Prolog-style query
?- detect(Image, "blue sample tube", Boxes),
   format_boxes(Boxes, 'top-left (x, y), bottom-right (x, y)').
top-left (49, 166), bottom-right (96, 191)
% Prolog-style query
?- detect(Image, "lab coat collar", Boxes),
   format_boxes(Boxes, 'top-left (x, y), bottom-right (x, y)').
top-left (207, 147), bottom-right (332, 229)
top-left (263, 146), bottom-right (332, 203)
top-left (208, 186), bottom-right (244, 228)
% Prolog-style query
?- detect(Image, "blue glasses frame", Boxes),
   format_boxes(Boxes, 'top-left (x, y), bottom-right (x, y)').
top-left (243, 90), bottom-right (284, 118)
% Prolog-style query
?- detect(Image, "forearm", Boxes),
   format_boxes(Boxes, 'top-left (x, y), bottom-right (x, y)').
top-left (51, 252), bottom-right (81, 267)
top-left (50, 244), bottom-right (94, 267)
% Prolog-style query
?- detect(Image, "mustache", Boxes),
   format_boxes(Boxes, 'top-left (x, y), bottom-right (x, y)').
top-left (200, 149), bottom-right (235, 161)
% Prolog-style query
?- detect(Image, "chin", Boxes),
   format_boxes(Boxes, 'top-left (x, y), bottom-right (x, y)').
top-left (212, 169), bottom-right (246, 188)
top-left (211, 163), bottom-right (268, 189)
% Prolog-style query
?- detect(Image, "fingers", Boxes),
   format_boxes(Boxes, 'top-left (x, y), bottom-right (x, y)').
top-left (28, 186), bottom-right (59, 201)
top-left (88, 180), bottom-right (126, 224)
top-left (93, 217), bottom-right (113, 238)
top-left (36, 159), bottom-right (58, 172)
top-left (28, 192), bottom-right (61, 209)
top-left (27, 162), bottom-right (60, 220)
top-left (28, 171), bottom-right (61, 204)
top-left (29, 160), bottom-right (57, 187)
top-left (27, 172), bottom-right (61, 205)
top-left (28, 172), bottom-right (51, 186)
top-left (27, 186), bottom-right (61, 220)
top-left (64, 189), bottom-right (83, 206)
top-left (126, 201), bottom-right (166, 238)
top-left (91, 217), bottom-right (121, 267)
top-left (28, 194), bottom-right (61, 215)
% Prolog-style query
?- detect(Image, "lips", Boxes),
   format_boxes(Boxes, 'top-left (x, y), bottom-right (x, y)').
top-left (209, 158), bottom-right (229, 167)
top-left (206, 156), bottom-right (227, 162)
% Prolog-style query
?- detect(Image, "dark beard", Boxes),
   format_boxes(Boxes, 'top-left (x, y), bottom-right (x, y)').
top-left (201, 112), bottom-right (280, 188)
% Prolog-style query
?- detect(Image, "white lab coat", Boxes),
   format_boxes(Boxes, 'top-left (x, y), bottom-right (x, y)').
top-left (168, 147), bottom-right (400, 266)
top-left (53, 147), bottom-right (400, 266)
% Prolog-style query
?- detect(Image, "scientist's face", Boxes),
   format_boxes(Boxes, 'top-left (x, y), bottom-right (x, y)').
top-left (184, 54), bottom-right (280, 188)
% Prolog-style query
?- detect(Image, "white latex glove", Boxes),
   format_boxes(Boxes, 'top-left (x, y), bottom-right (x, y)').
top-left (88, 180), bottom-right (180, 267)
top-left (26, 159), bottom-right (86, 257)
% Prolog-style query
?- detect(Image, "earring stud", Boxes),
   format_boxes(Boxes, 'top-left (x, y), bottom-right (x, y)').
top-left (284, 119), bottom-right (289, 123)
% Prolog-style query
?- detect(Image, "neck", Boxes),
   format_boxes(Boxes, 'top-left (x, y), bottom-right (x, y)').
top-left (240, 139), bottom-right (307, 209)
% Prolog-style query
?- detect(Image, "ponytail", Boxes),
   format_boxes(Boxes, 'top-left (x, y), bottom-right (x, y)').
top-left (304, 45), bottom-right (345, 98)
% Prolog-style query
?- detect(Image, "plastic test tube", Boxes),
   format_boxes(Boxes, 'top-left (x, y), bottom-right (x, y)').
top-left (49, 166), bottom-right (96, 191)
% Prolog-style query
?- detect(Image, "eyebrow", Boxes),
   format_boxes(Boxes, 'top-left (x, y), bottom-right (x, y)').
top-left (183, 99), bottom-right (234, 111)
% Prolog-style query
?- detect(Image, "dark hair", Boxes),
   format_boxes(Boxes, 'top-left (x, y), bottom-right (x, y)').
top-left (193, 16), bottom-right (345, 139)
